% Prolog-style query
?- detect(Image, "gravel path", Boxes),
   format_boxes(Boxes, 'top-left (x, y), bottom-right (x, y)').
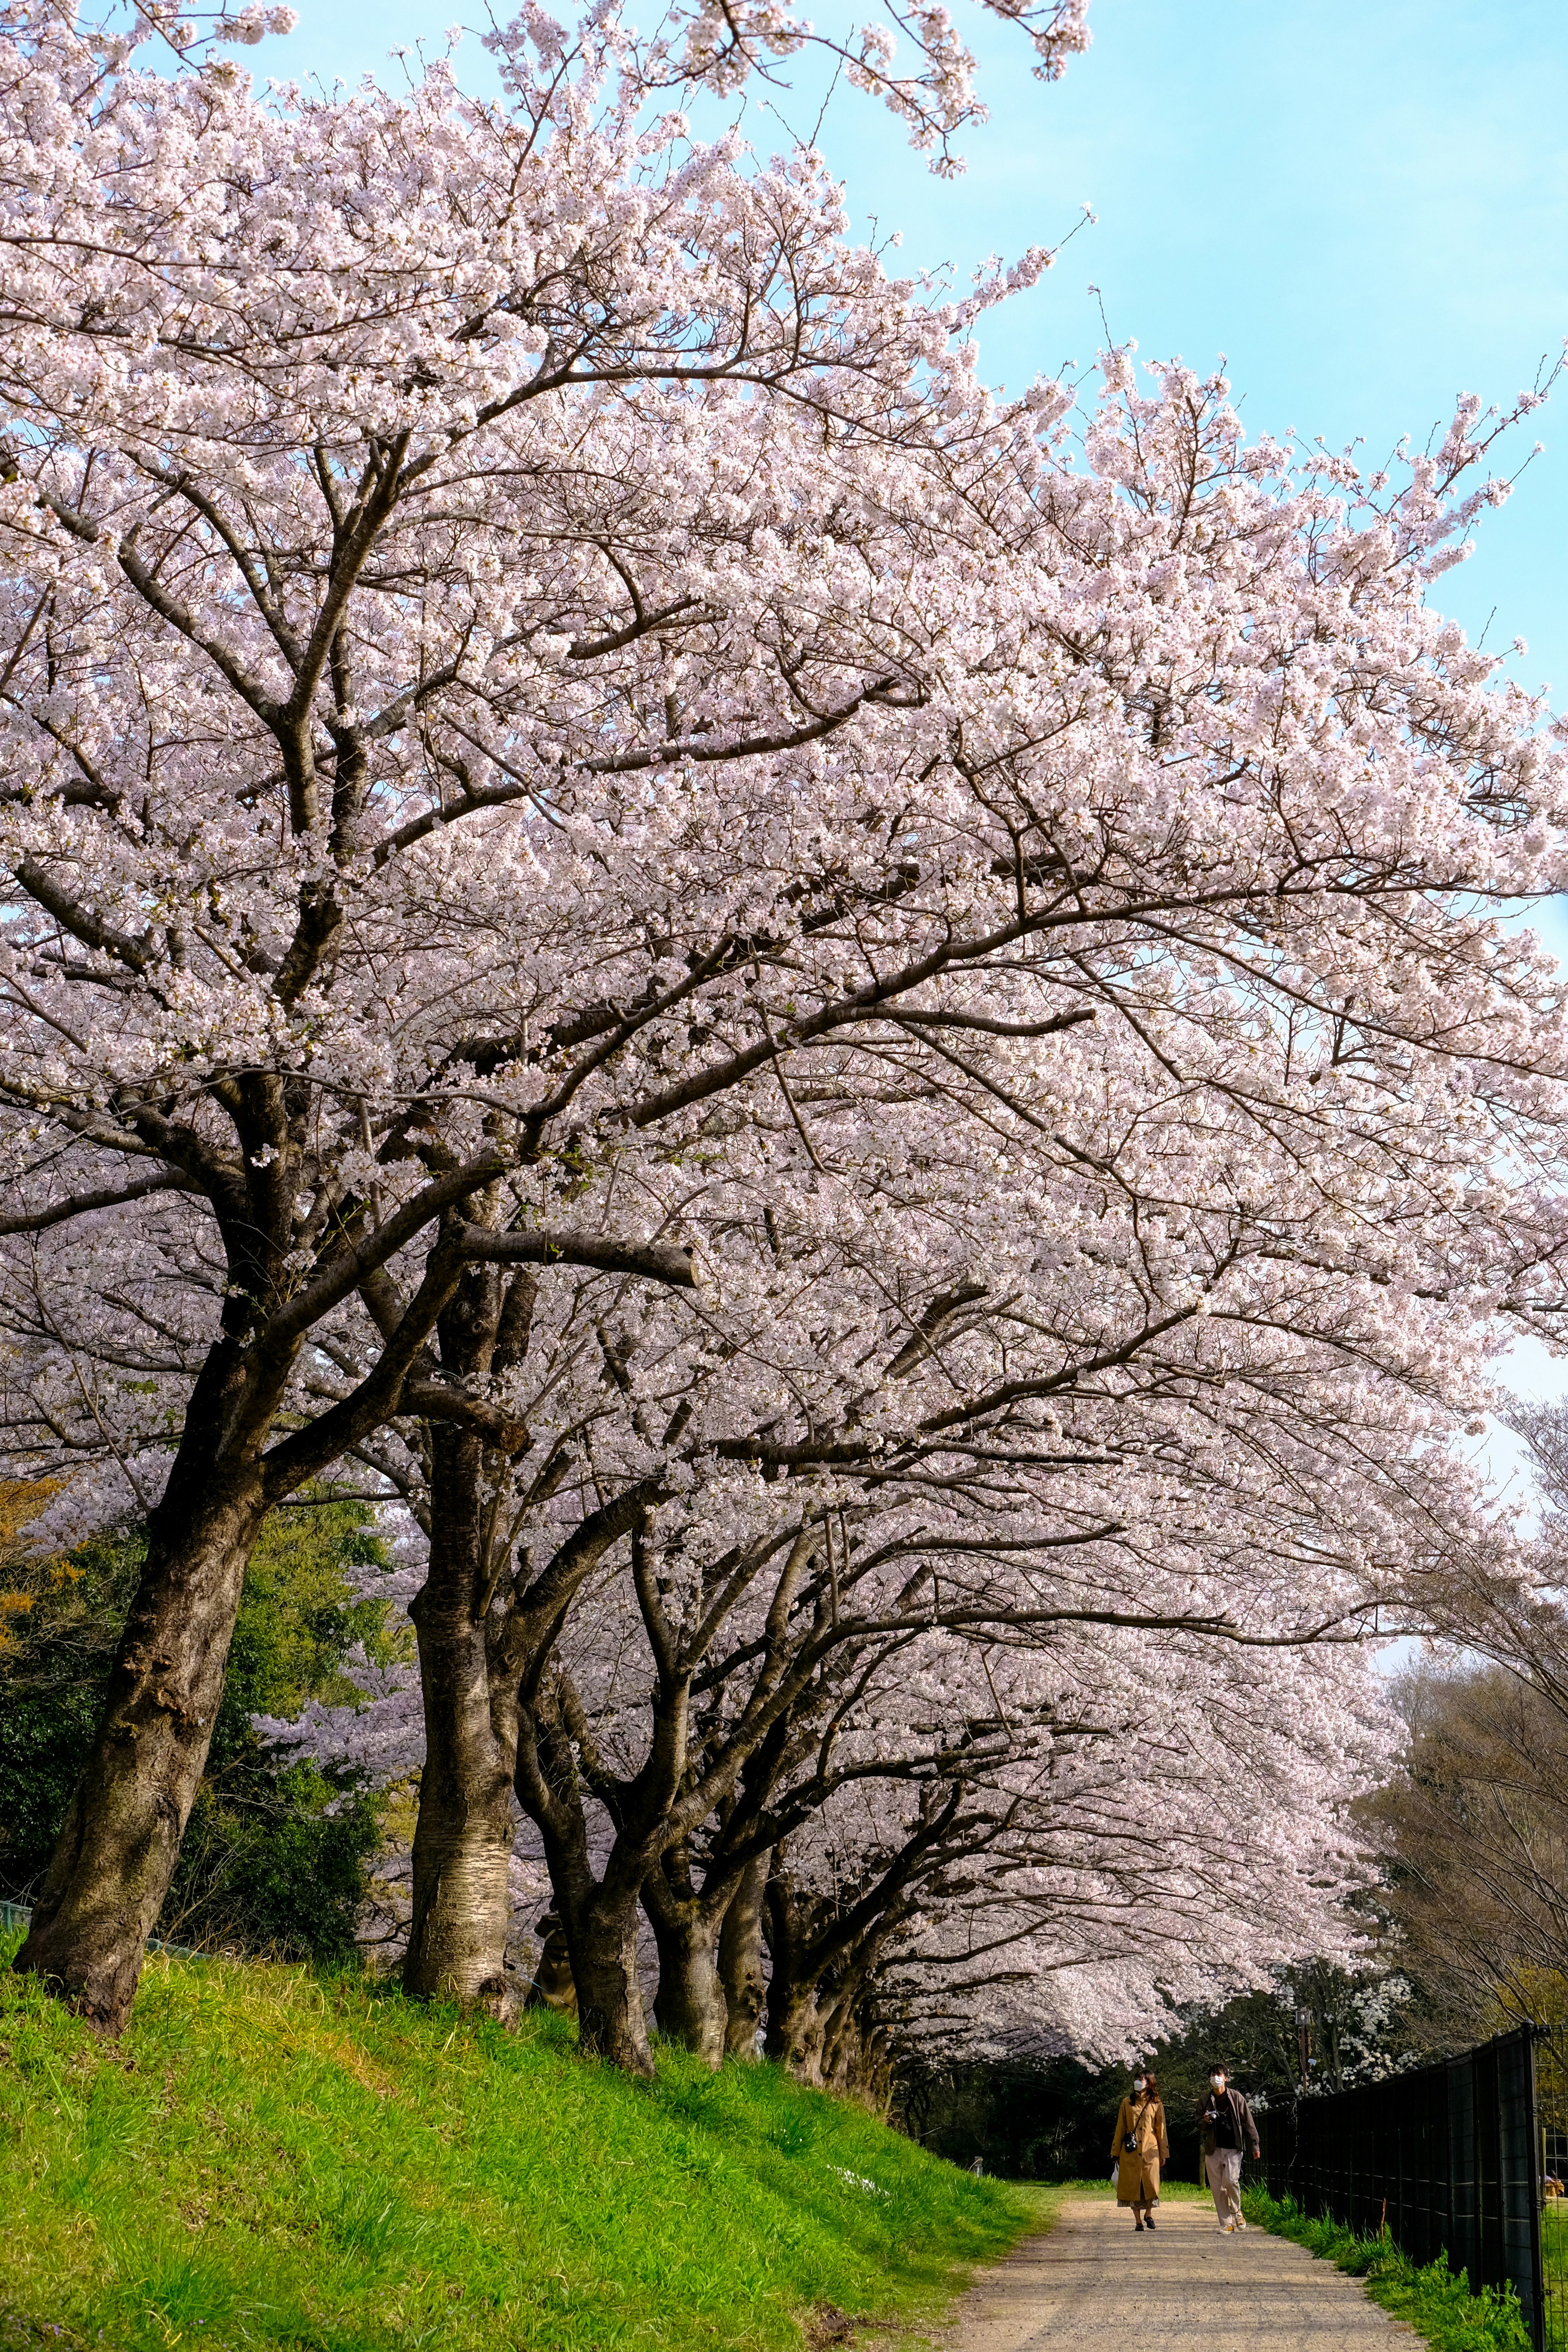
top-left (935, 2192), bottom-right (1418, 2350)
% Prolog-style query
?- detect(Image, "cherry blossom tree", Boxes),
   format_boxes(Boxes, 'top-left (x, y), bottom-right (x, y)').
top-left (0, 0), bottom-right (1052, 2025)
top-left (282, 317), bottom-right (1568, 2066)
top-left (6, 0), bottom-right (1568, 2062)
top-left (766, 1626), bottom-right (1397, 2088)
top-left (259, 1505), bottom-right (1400, 2082)
top-left (250, 1045), bottom-right (1553, 2076)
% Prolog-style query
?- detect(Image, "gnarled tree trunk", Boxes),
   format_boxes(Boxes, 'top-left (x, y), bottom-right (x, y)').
top-left (402, 1251), bottom-right (536, 2015)
top-left (13, 1114), bottom-right (477, 2033)
top-left (767, 1983), bottom-right (828, 2083)
top-left (14, 1458), bottom-right (268, 2031)
top-left (762, 1865), bottom-right (829, 2077)
top-left (718, 1848), bottom-right (771, 2058)
top-left (520, 1680), bottom-right (657, 2074)
top-left (643, 1853), bottom-right (728, 2067)
top-left (829, 2023), bottom-right (893, 2113)
top-left (570, 1886), bottom-right (654, 2072)
top-left (821, 1981), bottom-right (892, 2111)
top-left (524, 1911), bottom-right (578, 2014)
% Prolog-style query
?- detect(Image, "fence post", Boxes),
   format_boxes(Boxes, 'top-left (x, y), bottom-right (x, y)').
top-left (1522, 2028), bottom-right (1546, 2352)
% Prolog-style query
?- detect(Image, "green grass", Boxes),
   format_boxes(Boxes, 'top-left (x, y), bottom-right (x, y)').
top-left (1242, 2185), bottom-right (1533, 2352)
top-left (1546, 2201), bottom-right (1567, 2349)
top-left (0, 1931), bottom-right (1046, 2352)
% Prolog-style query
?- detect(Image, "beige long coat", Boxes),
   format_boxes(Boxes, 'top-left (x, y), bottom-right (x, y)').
top-left (1111, 2093), bottom-right (1169, 2207)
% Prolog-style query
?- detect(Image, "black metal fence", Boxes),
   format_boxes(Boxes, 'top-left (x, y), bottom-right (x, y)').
top-left (1255, 2026), bottom-right (1561, 2352)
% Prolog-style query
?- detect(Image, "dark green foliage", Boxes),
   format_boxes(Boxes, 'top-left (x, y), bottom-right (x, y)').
top-left (904, 2055), bottom-right (1119, 2180)
top-left (0, 1524), bottom-right (140, 1895)
top-left (162, 1765), bottom-right (383, 1964)
top-left (207, 1498), bottom-right (404, 1752)
top-left (1140, 1960), bottom-right (1425, 2116)
top-left (0, 1496), bottom-right (402, 1961)
top-left (1244, 2185), bottom-right (1532, 2352)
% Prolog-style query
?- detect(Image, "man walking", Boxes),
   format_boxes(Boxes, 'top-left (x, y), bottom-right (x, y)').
top-left (1199, 2065), bottom-right (1260, 2233)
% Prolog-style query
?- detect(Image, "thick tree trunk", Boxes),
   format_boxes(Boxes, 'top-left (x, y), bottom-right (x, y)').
top-left (13, 1468), bottom-right (268, 2031)
top-left (402, 1252), bottom-right (527, 2016)
top-left (823, 2007), bottom-right (892, 2112)
top-left (567, 1887), bottom-right (653, 2074)
top-left (762, 1866), bottom-right (837, 2082)
top-left (403, 1422), bottom-right (518, 2016)
top-left (718, 1849), bottom-right (770, 2059)
top-left (519, 1696), bottom-right (655, 2072)
top-left (822, 1991), bottom-right (857, 2091)
top-left (13, 1094), bottom-right (476, 2034)
top-left (766, 1982), bottom-right (828, 2083)
top-left (644, 1865), bottom-right (727, 2067)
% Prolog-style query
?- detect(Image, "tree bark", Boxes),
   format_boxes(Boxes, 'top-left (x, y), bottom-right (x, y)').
top-left (760, 1793), bottom-right (964, 2080)
top-left (822, 2003), bottom-right (892, 2112)
top-left (403, 1424), bottom-right (518, 2016)
top-left (643, 1856), bottom-right (728, 2067)
top-left (568, 1884), bottom-right (654, 2073)
top-left (518, 1680), bottom-right (657, 2074)
top-left (13, 1465), bottom-right (268, 2031)
top-left (14, 1199), bottom-right (471, 2028)
top-left (718, 1848), bottom-right (771, 2058)
top-left (767, 1983), bottom-right (828, 2083)
top-left (11, 1102), bottom-right (478, 2031)
top-left (762, 1869), bottom-right (827, 2078)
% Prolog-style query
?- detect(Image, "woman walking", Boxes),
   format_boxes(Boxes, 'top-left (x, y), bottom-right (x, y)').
top-left (1111, 2067), bottom-right (1169, 2232)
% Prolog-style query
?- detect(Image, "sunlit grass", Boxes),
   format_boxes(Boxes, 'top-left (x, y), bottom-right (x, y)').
top-left (1544, 2202), bottom-right (1567, 2350)
top-left (1243, 2183), bottom-right (1533, 2352)
top-left (0, 1930), bottom-right (1041, 2350)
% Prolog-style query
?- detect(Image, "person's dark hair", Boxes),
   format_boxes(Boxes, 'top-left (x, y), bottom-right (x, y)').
top-left (1137, 2067), bottom-right (1158, 2093)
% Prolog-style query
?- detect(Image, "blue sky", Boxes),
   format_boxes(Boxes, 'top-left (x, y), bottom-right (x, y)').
top-left (248, 0), bottom-right (1568, 691)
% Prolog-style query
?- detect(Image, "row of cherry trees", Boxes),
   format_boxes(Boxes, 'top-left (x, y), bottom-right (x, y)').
top-left (2, 0), bottom-right (1566, 2068)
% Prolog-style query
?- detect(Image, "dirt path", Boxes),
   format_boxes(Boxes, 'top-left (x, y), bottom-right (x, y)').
top-left (934, 2192), bottom-right (1418, 2350)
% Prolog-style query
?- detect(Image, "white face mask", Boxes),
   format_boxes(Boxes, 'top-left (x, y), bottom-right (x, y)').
top-left (1132, 2077), bottom-right (1146, 2093)
top-left (1210, 2074), bottom-right (1226, 2090)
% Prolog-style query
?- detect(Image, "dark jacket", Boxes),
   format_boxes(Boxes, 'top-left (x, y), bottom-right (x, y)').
top-left (1198, 2085), bottom-right (1260, 2158)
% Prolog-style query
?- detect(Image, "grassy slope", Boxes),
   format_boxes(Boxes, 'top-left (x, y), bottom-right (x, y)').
top-left (0, 1931), bottom-right (1042, 2352)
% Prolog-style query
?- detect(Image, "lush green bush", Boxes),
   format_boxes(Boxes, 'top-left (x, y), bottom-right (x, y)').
top-left (0, 1495), bottom-right (403, 1960)
top-left (1243, 2184), bottom-right (1532, 2352)
top-left (0, 1931), bottom-right (1043, 2352)
top-left (161, 1762), bottom-right (384, 1964)
top-left (0, 1513), bottom-right (141, 1891)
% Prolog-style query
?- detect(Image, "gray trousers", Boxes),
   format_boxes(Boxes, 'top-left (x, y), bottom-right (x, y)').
top-left (1205, 2146), bottom-right (1243, 2225)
